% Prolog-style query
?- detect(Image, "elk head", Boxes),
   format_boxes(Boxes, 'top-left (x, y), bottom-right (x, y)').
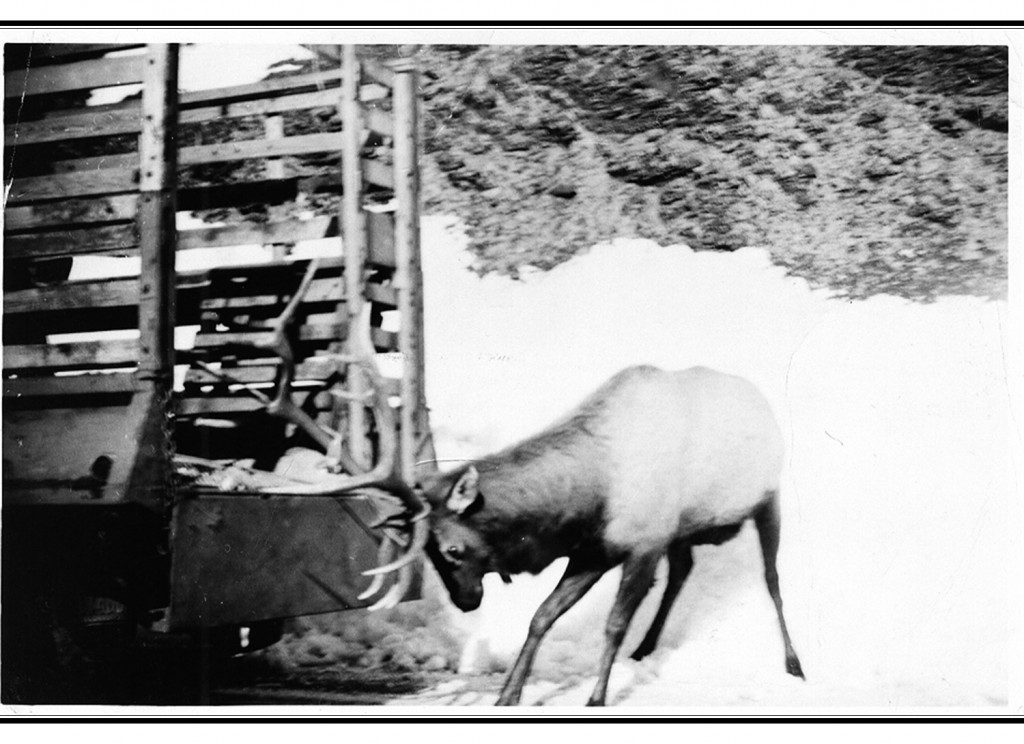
top-left (419, 465), bottom-right (492, 611)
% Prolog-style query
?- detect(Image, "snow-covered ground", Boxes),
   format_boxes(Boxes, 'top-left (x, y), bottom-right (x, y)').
top-left (396, 215), bottom-right (1018, 712)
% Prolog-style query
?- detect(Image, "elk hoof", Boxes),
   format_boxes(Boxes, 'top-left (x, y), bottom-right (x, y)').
top-left (629, 644), bottom-right (653, 661)
top-left (786, 656), bottom-right (805, 679)
top-left (585, 697), bottom-right (606, 707)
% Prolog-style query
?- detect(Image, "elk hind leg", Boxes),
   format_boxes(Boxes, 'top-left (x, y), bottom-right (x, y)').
top-left (630, 540), bottom-right (693, 660)
top-left (496, 556), bottom-right (606, 706)
top-left (754, 492), bottom-right (804, 679)
top-left (587, 553), bottom-right (660, 706)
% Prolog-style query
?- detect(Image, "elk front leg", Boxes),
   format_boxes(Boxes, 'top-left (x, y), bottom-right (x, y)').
top-left (587, 553), bottom-right (659, 706)
top-left (496, 557), bottom-right (606, 706)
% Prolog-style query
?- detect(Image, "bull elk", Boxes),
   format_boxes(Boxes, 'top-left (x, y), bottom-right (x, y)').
top-left (372, 364), bottom-right (805, 706)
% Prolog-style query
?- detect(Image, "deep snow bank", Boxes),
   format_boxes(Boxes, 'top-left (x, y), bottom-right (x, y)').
top-left (414, 215), bottom-right (1014, 707)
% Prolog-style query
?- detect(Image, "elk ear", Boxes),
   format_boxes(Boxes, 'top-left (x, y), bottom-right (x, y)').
top-left (446, 465), bottom-right (480, 515)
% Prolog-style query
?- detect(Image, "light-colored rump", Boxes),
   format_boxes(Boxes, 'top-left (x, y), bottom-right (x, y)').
top-left (601, 366), bottom-right (783, 550)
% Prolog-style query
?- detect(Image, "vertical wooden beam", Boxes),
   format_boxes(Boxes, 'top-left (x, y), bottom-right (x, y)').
top-left (392, 54), bottom-right (428, 484)
top-left (340, 44), bottom-right (370, 469)
top-left (264, 114), bottom-right (291, 261)
top-left (131, 43), bottom-right (179, 510)
top-left (137, 43), bottom-right (179, 381)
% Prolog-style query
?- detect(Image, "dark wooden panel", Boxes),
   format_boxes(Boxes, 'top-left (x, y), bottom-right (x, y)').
top-left (5, 54), bottom-right (145, 98)
top-left (1, 391), bottom-right (153, 505)
top-left (167, 493), bottom-right (418, 627)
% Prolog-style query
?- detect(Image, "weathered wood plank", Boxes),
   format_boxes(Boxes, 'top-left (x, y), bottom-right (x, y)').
top-left (190, 324), bottom-right (396, 350)
top-left (183, 357), bottom-right (344, 385)
top-left (181, 131), bottom-right (343, 166)
top-left (178, 68), bottom-right (342, 110)
top-left (3, 339), bottom-right (139, 371)
top-left (6, 167), bottom-right (138, 204)
top-left (4, 223), bottom-right (139, 260)
top-left (45, 142), bottom-right (393, 191)
top-left (4, 194), bottom-right (139, 231)
top-left (4, 278), bottom-right (138, 314)
top-left (4, 265), bottom-right (397, 317)
top-left (6, 68), bottom-right (390, 146)
top-left (4, 211), bottom-right (392, 270)
top-left (3, 371), bottom-right (140, 398)
top-left (5, 44), bottom-right (145, 66)
top-left (177, 210), bottom-right (394, 266)
top-left (300, 45), bottom-right (395, 91)
top-left (5, 104), bottom-right (142, 146)
top-left (5, 54), bottom-right (146, 98)
top-left (182, 362), bottom-right (402, 397)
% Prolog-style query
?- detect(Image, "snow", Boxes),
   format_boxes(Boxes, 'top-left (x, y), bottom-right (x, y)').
top-left (402, 214), bottom-right (1018, 710)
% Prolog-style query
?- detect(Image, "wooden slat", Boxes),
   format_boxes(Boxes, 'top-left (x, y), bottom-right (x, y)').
top-left (181, 131), bottom-right (342, 166)
top-left (6, 167), bottom-right (138, 204)
top-left (5, 44), bottom-right (145, 67)
top-left (5, 211), bottom-right (393, 269)
top-left (3, 339), bottom-right (138, 372)
top-left (4, 278), bottom-right (137, 314)
top-left (44, 142), bottom-right (393, 191)
top-left (178, 212), bottom-right (395, 267)
top-left (5, 89), bottom-right (330, 147)
top-left (4, 371), bottom-right (140, 398)
top-left (183, 357), bottom-right (345, 386)
top-left (5, 105), bottom-right (141, 146)
top-left (4, 224), bottom-right (138, 260)
top-left (6, 71), bottom-right (391, 147)
top-left (191, 324), bottom-right (396, 349)
top-left (4, 264), bottom-right (398, 317)
top-left (182, 363), bottom-right (402, 397)
top-left (4, 194), bottom-right (139, 232)
top-left (176, 394), bottom-right (332, 417)
top-left (361, 59), bottom-right (396, 89)
top-left (5, 54), bottom-right (146, 98)
top-left (177, 68), bottom-right (342, 110)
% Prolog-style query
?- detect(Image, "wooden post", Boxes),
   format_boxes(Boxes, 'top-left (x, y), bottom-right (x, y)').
top-left (264, 114), bottom-right (291, 261)
top-left (131, 43), bottom-right (179, 509)
top-left (392, 55), bottom-right (428, 484)
top-left (137, 43), bottom-right (179, 381)
top-left (340, 44), bottom-right (370, 470)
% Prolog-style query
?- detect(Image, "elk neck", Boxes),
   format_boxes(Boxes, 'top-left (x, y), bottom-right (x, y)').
top-left (467, 428), bottom-right (611, 576)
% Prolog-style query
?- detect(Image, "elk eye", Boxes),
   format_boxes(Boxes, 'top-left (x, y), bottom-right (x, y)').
top-left (445, 544), bottom-right (464, 562)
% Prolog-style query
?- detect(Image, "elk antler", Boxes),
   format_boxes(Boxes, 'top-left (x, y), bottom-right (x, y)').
top-left (191, 259), bottom-right (430, 610)
top-left (256, 298), bottom-right (430, 609)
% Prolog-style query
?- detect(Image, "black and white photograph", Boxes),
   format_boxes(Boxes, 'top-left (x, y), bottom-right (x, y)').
top-left (0, 22), bottom-right (1020, 718)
